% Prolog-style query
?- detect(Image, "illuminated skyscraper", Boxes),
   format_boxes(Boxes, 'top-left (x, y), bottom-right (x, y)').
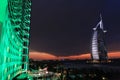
top-left (91, 15), bottom-right (108, 61)
top-left (0, 0), bottom-right (31, 79)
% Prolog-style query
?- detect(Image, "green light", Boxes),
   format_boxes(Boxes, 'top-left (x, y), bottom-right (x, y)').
top-left (0, 0), bottom-right (7, 23)
top-left (0, 0), bottom-right (31, 79)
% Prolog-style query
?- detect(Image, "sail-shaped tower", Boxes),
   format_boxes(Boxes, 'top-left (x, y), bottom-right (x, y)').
top-left (91, 15), bottom-right (108, 62)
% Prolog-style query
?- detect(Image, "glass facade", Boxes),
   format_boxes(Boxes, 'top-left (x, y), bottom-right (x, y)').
top-left (0, 0), bottom-right (31, 79)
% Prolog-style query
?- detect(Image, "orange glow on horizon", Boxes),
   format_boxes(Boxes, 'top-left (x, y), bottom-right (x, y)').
top-left (29, 51), bottom-right (120, 60)
top-left (58, 54), bottom-right (91, 60)
top-left (29, 52), bottom-right (57, 60)
top-left (108, 51), bottom-right (120, 59)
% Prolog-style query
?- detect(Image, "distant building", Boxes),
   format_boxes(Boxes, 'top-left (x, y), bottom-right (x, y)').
top-left (0, 0), bottom-right (31, 79)
top-left (91, 15), bottom-right (108, 62)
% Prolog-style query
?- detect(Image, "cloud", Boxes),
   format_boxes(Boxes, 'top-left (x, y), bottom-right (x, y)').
top-left (29, 51), bottom-right (57, 60)
top-left (29, 51), bottom-right (120, 60)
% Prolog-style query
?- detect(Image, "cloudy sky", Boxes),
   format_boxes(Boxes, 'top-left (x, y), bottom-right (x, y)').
top-left (29, 0), bottom-right (120, 57)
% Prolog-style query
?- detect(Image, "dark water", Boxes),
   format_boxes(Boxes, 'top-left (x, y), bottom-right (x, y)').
top-left (61, 62), bottom-right (120, 80)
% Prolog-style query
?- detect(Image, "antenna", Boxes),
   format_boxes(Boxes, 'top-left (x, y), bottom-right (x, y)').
top-left (100, 14), bottom-right (103, 30)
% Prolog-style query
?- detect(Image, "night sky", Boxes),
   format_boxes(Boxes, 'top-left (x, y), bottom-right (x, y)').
top-left (30, 0), bottom-right (120, 56)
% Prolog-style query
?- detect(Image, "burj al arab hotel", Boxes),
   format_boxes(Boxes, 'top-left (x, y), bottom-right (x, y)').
top-left (91, 15), bottom-right (108, 62)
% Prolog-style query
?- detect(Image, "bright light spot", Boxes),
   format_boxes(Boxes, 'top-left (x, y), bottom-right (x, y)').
top-left (102, 77), bottom-right (106, 80)
top-left (39, 73), bottom-right (41, 75)
top-left (93, 28), bottom-right (96, 30)
top-left (46, 71), bottom-right (48, 74)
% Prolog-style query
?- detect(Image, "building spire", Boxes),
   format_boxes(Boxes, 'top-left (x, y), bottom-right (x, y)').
top-left (100, 14), bottom-right (103, 30)
top-left (93, 14), bottom-right (107, 32)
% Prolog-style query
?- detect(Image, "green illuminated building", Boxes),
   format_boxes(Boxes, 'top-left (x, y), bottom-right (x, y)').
top-left (0, 0), bottom-right (31, 79)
